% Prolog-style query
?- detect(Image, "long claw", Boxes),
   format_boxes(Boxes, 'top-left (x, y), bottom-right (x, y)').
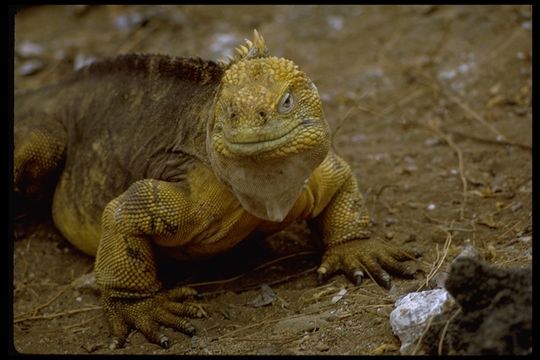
top-left (317, 272), bottom-right (326, 285)
top-left (378, 272), bottom-right (392, 289)
top-left (353, 270), bottom-right (364, 286)
top-left (103, 286), bottom-right (203, 348)
top-left (159, 335), bottom-right (169, 349)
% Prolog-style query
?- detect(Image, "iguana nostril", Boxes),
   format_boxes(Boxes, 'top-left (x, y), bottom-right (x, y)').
top-left (259, 111), bottom-right (266, 118)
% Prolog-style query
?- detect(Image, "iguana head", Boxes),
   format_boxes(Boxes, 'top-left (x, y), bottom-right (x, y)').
top-left (207, 30), bottom-right (331, 222)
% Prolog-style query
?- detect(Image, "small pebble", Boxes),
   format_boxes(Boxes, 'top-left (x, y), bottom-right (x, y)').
top-left (17, 41), bottom-right (45, 59)
top-left (315, 342), bottom-right (330, 352)
top-left (426, 203), bottom-right (436, 211)
top-left (74, 53), bottom-right (97, 71)
top-left (424, 137), bottom-right (440, 147)
top-left (511, 202), bottom-right (523, 212)
top-left (513, 107), bottom-right (528, 116)
top-left (66, 5), bottom-right (91, 16)
top-left (114, 12), bottom-right (146, 31)
top-left (405, 234), bottom-right (417, 243)
top-left (18, 59), bottom-right (45, 76)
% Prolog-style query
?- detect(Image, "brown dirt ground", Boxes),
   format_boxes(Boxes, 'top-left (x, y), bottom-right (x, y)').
top-left (12, 5), bottom-right (532, 355)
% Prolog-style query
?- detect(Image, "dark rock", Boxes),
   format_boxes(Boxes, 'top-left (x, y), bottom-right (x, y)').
top-left (423, 257), bottom-right (532, 355)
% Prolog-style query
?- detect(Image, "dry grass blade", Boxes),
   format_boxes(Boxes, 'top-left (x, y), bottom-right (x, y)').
top-left (14, 306), bottom-right (102, 323)
top-left (446, 92), bottom-right (507, 141)
top-left (442, 128), bottom-right (531, 151)
top-left (411, 313), bottom-right (435, 355)
top-left (417, 226), bottom-right (452, 291)
top-left (15, 285), bottom-right (70, 319)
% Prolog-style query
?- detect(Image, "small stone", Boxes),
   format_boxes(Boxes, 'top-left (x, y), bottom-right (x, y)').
top-left (510, 202), bottom-right (523, 212)
top-left (17, 41), bottom-right (45, 59)
top-left (74, 53), bottom-right (97, 71)
top-left (426, 203), bottom-right (436, 211)
top-left (385, 232), bottom-right (395, 240)
top-left (331, 288), bottom-right (347, 304)
top-left (315, 342), bottom-right (330, 352)
top-left (114, 12), bottom-right (146, 31)
top-left (66, 5), bottom-right (91, 16)
top-left (19, 60), bottom-right (45, 76)
top-left (424, 137), bottom-right (440, 147)
top-left (407, 202), bottom-right (420, 209)
top-left (489, 82), bottom-right (501, 95)
top-left (351, 133), bottom-right (367, 143)
top-left (246, 284), bottom-right (276, 307)
top-left (456, 240), bottom-right (480, 259)
top-left (405, 234), bottom-right (417, 243)
top-left (513, 107), bottom-right (528, 116)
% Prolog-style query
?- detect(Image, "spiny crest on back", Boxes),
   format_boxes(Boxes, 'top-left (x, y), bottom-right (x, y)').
top-left (220, 29), bottom-right (269, 67)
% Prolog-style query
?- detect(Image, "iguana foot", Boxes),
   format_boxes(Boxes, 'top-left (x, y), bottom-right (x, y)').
top-left (103, 287), bottom-right (206, 349)
top-left (317, 239), bottom-right (417, 289)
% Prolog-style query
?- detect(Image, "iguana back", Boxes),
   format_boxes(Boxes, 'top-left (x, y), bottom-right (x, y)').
top-left (15, 54), bottom-right (224, 254)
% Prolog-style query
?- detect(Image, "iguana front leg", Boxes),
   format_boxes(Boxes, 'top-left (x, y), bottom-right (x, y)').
top-left (95, 179), bottom-right (206, 349)
top-left (312, 154), bottom-right (416, 288)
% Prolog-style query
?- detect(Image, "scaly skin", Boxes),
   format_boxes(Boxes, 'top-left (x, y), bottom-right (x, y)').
top-left (14, 30), bottom-right (415, 349)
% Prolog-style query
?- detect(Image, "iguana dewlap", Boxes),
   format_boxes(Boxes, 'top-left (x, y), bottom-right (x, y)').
top-left (14, 30), bottom-right (414, 348)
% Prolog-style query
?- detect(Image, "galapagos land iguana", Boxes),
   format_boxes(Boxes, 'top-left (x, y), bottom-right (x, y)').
top-left (14, 30), bottom-right (415, 348)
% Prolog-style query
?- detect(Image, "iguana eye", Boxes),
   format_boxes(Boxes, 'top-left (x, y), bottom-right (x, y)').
top-left (278, 92), bottom-right (294, 114)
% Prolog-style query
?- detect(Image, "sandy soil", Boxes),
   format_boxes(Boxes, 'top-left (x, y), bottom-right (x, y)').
top-left (12, 5), bottom-right (531, 355)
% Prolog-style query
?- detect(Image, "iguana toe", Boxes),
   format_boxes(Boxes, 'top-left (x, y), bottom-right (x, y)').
top-left (103, 287), bottom-right (203, 348)
top-left (318, 239), bottom-right (417, 289)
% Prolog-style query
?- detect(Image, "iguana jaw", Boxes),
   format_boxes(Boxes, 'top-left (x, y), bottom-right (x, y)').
top-left (222, 118), bottom-right (315, 157)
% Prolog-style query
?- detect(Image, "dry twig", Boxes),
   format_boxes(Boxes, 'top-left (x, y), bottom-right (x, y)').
top-left (418, 226), bottom-right (452, 291)
top-left (427, 121), bottom-right (468, 221)
top-left (14, 306), bottom-right (102, 323)
top-left (411, 313), bottom-right (435, 355)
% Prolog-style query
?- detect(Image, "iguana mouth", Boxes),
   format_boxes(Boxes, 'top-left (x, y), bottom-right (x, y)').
top-left (223, 119), bottom-right (315, 156)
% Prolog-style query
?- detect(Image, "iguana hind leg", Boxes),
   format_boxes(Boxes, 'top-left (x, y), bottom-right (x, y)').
top-left (14, 112), bottom-right (66, 201)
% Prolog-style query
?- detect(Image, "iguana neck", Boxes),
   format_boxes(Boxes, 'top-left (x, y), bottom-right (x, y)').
top-left (206, 107), bottom-right (326, 222)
